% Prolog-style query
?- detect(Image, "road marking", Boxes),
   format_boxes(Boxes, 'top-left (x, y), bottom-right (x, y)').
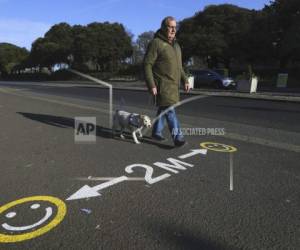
top-left (153, 158), bottom-right (194, 174)
top-left (0, 85), bottom-right (300, 153)
top-left (200, 142), bottom-right (237, 191)
top-left (67, 176), bottom-right (129, 201)
top-left (0, 87), bottom-right (108, 113)
top-left (2, 207), bottom-right (53, 231)
top-left (67, 150), bottom-right (206, 201)
top-left (75, 177), bottom-right (146, 181)
top-left (200, 142), bottom-right (237, 153)
top-left (223, 132), bottom-right (300, 153)
top-left (179, 117), bottom-right (300, 153)
top-left (0, 196), bottom-right (66, 243)
top-left (9, 88), bottom-right (28, 91)
top-left (3, 86), bottom-right (298, 153)
top-left (230, 153), bottom-right (234, 191)
top-left (178, 149), bottom-right (207, 159)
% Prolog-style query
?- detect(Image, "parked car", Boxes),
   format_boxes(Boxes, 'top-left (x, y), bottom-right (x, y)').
top-left (189, 69), bottom-right (236, 89)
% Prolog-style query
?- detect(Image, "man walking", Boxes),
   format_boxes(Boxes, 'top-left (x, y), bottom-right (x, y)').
top-left (144, 16), bottom-right (190, 147)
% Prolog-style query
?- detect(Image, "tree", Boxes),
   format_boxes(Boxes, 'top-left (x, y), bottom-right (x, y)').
top-left (44, 22), bottom-right (73, 64)
top-left (177, 4), bottom-right (253, 69)
top-left (226, 9), bottom-right (275, 68)
top-left (71, 25), bottom-right (96, 70)
top-left (137, 31), bottom-right (155, 55)
top-left (133, 31), bottom-right (154, 64)
top-left (263, 0), bottom-right (300, 68)
top-left (0, 43), bottom-right (29, 75)
top-left (30, 38), bottom-right (60, 70)
top-left (86, 22), bottom-right (133, 72)
top-left (28, 22), bottom-right (133, 72)
top-left (30, 23), bottom-right (73, 70)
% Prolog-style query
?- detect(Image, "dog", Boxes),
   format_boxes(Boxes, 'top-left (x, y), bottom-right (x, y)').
top-left (113, 110), bottom-right (152, 144)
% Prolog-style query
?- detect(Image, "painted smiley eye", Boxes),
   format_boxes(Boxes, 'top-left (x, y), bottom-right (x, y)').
top-left (30, 204), bottom-right (40, 210)
top-left (4, 203), bottom-right (41, 219)
top-left (5, 212), bottom-right (16, 219)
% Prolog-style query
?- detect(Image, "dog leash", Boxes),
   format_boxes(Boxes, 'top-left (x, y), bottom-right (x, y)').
top-left (148, 94), bottom-right (157, 106)
top-left (153, 95), bottom-right (157, 106)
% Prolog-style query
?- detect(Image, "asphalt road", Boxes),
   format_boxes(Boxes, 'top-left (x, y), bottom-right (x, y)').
top-left (0, 81), bottom-right (299, 250)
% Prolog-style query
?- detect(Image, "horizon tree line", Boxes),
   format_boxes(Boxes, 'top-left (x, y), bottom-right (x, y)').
top-left (0, 0), bottom-right (299, 77)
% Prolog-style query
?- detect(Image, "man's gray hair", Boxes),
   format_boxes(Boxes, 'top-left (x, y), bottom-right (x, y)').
top-left (161, 16), bottom-right (176, 30)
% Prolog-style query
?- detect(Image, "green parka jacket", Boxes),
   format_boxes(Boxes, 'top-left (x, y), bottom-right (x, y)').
top-left (144, 29), bottom-right (188, 106)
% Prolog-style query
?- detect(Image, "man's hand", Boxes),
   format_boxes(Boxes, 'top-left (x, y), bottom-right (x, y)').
top-left (184, 82), bottom-right (190, 92)
top-left (151, 86), bottom-right (157, 96)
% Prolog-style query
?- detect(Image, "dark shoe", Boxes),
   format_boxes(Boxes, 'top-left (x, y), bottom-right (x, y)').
top-left (174, 139), bottom-right (186, 147)
top-left (152, 134), bottom-right (166, 141)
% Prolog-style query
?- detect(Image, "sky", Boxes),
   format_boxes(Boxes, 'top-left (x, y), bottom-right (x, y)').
top-left (0, 0), bottom-right (271, 50)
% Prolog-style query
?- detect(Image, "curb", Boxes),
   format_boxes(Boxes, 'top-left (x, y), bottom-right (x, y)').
top-left (99, 85), bottom-right (300, 103)
top-left (1, 81), bottom-right (300, 103)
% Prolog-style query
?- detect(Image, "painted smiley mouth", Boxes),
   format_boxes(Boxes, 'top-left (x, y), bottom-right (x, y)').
top-left (2, 207), bottom-right (53, 232)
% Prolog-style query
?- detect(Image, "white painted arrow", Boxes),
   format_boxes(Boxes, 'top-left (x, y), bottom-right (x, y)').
top-left (178, 149), bottom-right (207, 159)
top-left (66, 176), bottom-right (128, 201)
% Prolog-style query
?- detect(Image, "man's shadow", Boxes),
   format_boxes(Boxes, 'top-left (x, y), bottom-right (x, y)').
top-left (17, 112), bottom-right (174, 149)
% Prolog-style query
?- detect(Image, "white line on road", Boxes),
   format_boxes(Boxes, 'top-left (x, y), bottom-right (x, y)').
top-left (178, 149), bottom-right (207, 159)
top-left (230, 153), bottom-right (233, 191)
top-left (224, 132), bottom-right (300, 153)
top-left (75, 177), bottom-right (146, 181)
top-left (67, 176), bottom-right (129, 200)
top-left (1, 86), bottom-right (299, 153)
top-left (0, 87), bottom-right (109, 113)
top-left (181, 122), bottom-right (300, 153)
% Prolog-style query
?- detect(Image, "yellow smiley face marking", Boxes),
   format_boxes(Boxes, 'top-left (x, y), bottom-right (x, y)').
top-left (200, 142), bottom-right (237, 153)
top-left (0, 196), bottom-right (66, 243)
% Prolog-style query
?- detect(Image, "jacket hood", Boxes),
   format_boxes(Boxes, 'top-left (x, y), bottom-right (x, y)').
top-left (154, 29), bottom-right (176, 44)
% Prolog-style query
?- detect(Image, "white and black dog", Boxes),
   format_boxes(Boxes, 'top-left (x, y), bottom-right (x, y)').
top-left (113, 110), bottom-right (152, 144)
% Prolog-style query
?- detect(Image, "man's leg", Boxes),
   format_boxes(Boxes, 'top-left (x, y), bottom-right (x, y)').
top-left (165, 108), bottom-right (185, 145)
top-left (152, 106), bottom-right (166, 140)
